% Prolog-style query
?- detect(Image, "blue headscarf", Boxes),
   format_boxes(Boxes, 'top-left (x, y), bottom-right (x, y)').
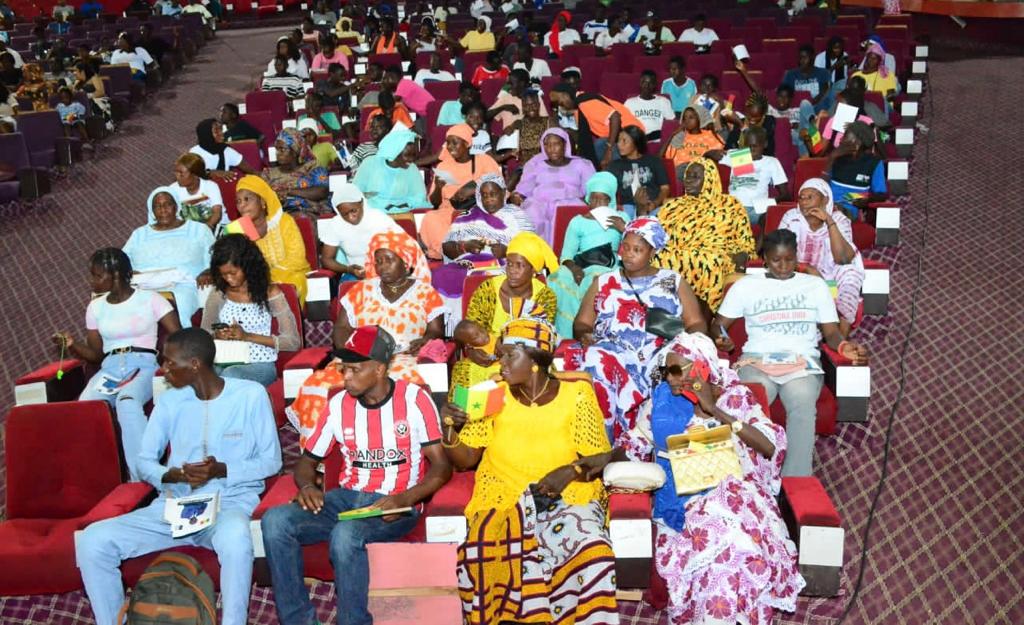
top-left (585, 171), bottom-right (618, 210)
top-left (377, 126), bottom-right (418, 161)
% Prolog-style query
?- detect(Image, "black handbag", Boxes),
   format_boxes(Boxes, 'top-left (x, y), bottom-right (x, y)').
top-left (573, 243), bottom-right (616, 269)
top-left (450, 156), bottom-right (478, 212)
top-left (623, 273), bottom-right (684, 340)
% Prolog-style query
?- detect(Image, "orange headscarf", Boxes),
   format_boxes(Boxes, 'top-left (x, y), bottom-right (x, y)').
top-left (364, 230), bottom-right (432, 282)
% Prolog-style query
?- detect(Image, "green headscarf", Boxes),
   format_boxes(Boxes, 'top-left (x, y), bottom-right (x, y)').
top-left (377, 126), bottom-right (418, 161)
top-left (585, 171), bottom-right (618, 210)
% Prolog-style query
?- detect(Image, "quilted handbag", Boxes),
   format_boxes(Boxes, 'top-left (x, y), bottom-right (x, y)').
top-left (665, 424), bottom-right (742, 495)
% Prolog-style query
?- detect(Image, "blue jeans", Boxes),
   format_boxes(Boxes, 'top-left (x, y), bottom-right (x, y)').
top-left (593, 137), bottom-right (620, 163)
top-left (737, 364), bottom-right (823, 477)
top-left (77, 499), bottom-right (254, 625)
top-left (217, 361), bottom-right (277, 386)
top-left (79, 351), bottom-right (157, 481)
top-left (262, 488), bottom-right (421, 625)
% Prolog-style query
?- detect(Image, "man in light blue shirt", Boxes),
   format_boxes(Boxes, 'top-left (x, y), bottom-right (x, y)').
top-left (76, 328), bottom-right (282, 625)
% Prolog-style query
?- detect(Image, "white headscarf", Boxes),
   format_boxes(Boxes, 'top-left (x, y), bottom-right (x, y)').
top-left (798, 177), bottom-right (836, 215)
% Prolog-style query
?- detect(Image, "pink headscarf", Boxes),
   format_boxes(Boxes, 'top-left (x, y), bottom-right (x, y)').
top-left (864, 42), bottom-right (889, 77)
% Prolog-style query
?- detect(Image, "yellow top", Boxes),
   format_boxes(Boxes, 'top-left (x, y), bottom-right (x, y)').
top-left (459, 30), bottom-right (496, 52)
top-left (850, 70), bottom-right (898, 95)
top-left (460, 377), bottom-right (611, 517)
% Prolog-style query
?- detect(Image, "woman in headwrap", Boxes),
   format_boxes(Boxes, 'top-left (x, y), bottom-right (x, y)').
top-left (511, 127), bottom-right (595, 245)
top-left (234, 175), bottom-right (311, 304)
top-left (123, 187), bottom-right (215, 327)
top-left (547, 172), bottom-right (629, 340)
top-left (449, 232), bottom-right (558, 397)
top-left (15, 62), bottom-right (50, 110)
top-left (189, 118), bottom-right (258, 179)
top-left (334, 16), bottom-right (363, 42)
top-left (546, 10), bottom-right (580, 56)
top-left (780, 178), bottom-right (864, 336)
top-left (422, 123), bottom-right (502, 260)
top-left (286, 230), bottom-right (445, 445)
top-left (614, 332), bottom-right (805, 624)
top-left (441, 317), bottom-right (618, 625)
top-left (353, 125), bottom-right (431, 214)
top-left (565, 217), bottom-right (706, 440)
top-left (262, 127), bottom-right (329, 215)
top-left (433, 173), bottom-right (535, 325)
top-left (851, 41), bottom-right (898, 108)
top-left (655, 157), bottom-right (755, 312)
top-left (661, 105), bottom-right (724, 171)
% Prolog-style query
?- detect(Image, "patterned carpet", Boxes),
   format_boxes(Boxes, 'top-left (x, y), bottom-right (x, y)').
top-left (0, 30), bottom-right (1020, 625)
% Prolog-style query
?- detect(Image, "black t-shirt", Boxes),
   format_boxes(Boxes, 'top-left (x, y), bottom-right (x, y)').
top-left (725, 115), bottom-right (777, 157)
top-left (605, 154), bottom-right (669, 205)
top-left (140, 36), bottom-right (170, 64)
top-left (830, 152), bottom-right (881, 187)
top-left (224, 119), bottom-right (262, 142)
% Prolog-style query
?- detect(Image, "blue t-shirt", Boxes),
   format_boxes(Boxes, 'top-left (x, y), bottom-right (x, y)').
top-left (661, 77), bottom-right (697, 114)
top-left (782, 68), bottom-right (832, 100)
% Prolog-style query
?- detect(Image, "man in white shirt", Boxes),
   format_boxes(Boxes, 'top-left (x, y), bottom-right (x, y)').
top-left (593, 18), bottom-right (631, 50)
top-left (110, 34), bottom-right (155, 78)
top-left (511, 40), bottom-right (551, 83)
top-left (581, 5), bottom-right (609, 42)
top-left (413, 52), bottom-right (457, 86)
top-left (678, 13), bottom-right (719, 47)
top-left (318, 183), bottom-right (403, 279)
top-left (625, 70), bottom-right (677, 141)
top-left (636, 12), bottom-right (675, 45)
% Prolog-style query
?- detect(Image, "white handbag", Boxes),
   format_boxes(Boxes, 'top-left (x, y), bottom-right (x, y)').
top-left (602, 461), bottom-right (667, 491)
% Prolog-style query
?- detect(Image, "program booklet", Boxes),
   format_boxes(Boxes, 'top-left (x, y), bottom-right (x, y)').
top-left (164, 492), bottom-right (219, 538)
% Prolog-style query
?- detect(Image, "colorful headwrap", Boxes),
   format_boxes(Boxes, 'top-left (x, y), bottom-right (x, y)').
top-left (377, 126), bottom-right (418, 161)
top-left (276, 127), bottom-right (314, 163)
top-left (507, 231), bottom-right (558, 274)
top-left (500, 317), bottom-right (556, 353)
top-left (446, 123), bottom-right (475, 145)
top-left (624, 217), bottom-right (667, 251)
top-left (865, 42), bottom-right (890, 77)
top-left (585, 171), bottom-right (618, 210)
top-left (364, 229), bottom-right (432, 282)
top-left (236, 174), bottom-right (283, 230)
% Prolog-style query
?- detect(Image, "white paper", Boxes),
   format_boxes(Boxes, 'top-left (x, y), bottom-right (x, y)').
top-left (887, 161), bottom-right (909, 180)
top-left (752, 197), bottom-right (776, 216)
top-left (832, 102), bottom-right (858, 132)
top-left (495, 129), bottom-right (519, 151)
top-left (907, 79), bottom-right (923, 95)
top-left (197, 285), bottom-right (214, 309)
top-left (506, 18), bottom-right (519, 31)
top-left (915, 45), bottom-right (929, 58)
top-left (432, 167), bottom-right (458, 185)
top-left (281, 119), bottom-right (297, 129)
top-left (328, 174), bottom-right (349, 194)
top-left (588, 205), bottom-right (615, 230)
top-left (225, 4), bottom-right (233, 10)
top-left (912, 60), bottom-right (926, 74)
top-left (306, 276), bottom-right (331, 302)
top-left (249, 1), bottom-right (256, 8)
top-left (214, 339), bottom-right (251, 365)
top-left (401, 60), bottom-right (411, 71)
top-left (895, 128), bottom-right (913, 145)
top-left (732, 44), bottom-right (750, 61)
top-left (164, 492), bottom-right (219, 538)
top-left (267, 146), bottom-right (277, 163)
top-left (354, 63), bottom-right (366, 75)
top-left (901, 101), bottom-right (918, 117)
top-left (302, 81), bottom-right (314, 91)
top-left (237, 102), bottom-right (246, 115)
top-left (292, 98), bottom-right (306, 111)
top-left (350, 93), bottom-right (359, 107)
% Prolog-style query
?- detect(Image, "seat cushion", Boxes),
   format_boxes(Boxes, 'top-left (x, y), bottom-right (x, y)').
top-left (781, 476), bottom-right (842, 527)
top-left (0, 518), bottom-right (92, 594)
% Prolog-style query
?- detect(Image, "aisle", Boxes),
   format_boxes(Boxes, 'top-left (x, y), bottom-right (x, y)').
top-left (0, 28), bottom-right (282, 416)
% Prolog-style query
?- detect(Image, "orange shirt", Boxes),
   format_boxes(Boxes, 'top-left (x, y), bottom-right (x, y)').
top-left (363, 103), bottom-right (415, 130)
top-left (664, 129), bottom-right (724, 167)
top-left (578, 97), bottom-right (643, 139)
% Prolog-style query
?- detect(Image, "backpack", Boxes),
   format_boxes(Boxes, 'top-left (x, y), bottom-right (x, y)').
top-left (119, 552), bottom-right (218, 625)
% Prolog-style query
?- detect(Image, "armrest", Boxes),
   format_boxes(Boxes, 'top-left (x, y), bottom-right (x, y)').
top-left (81, 482), bottom-right (155, 525)
top-left (16, 359), bottom-right (84, 385)
top-left (307, 268), bottom-right (337, 280)
top-left (252, 475), bottom-right (296, 520)
top-left (781, 476), bottom-right (840, 527)
top-left (284, 346), bottom-right (332, 370)
top-left (608, 491), bottom-right (652, 519)
top-left (820, 342), bottom-right (852, 367)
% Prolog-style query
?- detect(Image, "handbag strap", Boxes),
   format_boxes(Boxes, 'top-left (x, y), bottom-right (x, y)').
top-left (621, 271), bottom-right (648, 309)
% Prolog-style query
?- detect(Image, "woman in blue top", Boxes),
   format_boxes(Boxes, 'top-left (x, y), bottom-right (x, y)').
top-left (353, 126), bottom-right (431, 213)
top-left (123, 186), bottom-right (216, 327)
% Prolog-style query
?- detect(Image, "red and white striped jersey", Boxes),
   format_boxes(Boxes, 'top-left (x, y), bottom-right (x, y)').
top-left (304, 379), bottom-right (442, 495)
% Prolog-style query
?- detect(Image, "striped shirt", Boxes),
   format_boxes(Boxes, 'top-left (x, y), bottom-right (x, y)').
top-left (304, 379), bottom-right (442, 495)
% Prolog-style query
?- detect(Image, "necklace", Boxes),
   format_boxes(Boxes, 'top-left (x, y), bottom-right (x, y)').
top-left (514, 375), bottom-right (551, 407)
top-left (381, 277), bottom-right (412, 296)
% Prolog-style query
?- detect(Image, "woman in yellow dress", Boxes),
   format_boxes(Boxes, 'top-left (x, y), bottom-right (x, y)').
top-left (441, 318), bottom-right (619, 625)
top-left (234, 175), bottom-right (311, 305)
top-left (448, 232), bottom-right (559, 398)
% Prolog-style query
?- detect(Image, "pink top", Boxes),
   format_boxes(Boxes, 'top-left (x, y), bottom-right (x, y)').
top-left (395, 78), bottom-right (436, 118)
top-left (822, 113), bottom-right (873, 147)
top-left (312, 50), bottom-right (351, 72)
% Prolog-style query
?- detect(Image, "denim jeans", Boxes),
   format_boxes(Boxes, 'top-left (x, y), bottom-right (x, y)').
top-left (737, 364), bottom-right (824, 477)
top-left (79, 351), bottom-right (157, 481)
top-left (262, 488), bottom-right (421, 625)
top-left (217, 361), bottom-right (277, 386)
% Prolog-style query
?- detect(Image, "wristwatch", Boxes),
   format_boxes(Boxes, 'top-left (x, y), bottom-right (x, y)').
top-left (731, 420), bottom-right (743, 434)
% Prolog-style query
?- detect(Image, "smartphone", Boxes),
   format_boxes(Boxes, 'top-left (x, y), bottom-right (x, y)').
top-left (211, 322), bottom-right (228, 331)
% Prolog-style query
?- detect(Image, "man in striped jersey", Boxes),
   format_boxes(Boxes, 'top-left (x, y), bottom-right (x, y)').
top-left (262, 325), bottom-right (452, 625)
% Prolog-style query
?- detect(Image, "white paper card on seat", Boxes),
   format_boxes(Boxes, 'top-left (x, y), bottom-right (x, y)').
top-left (302, 81), bottom-right (314, 91)
top-left (237, 102), bottom-right (247, 115)
top-left (610, 519), bottom-right (653, 558)
top-left (836, 366), bottom-right (871, 398)
top-left (292, 98), bottom-right (306, 111)
top-left (912, 61), bottom-right (926, 74)
top-left (901, 101), bottom-right (918, 117)
top-left (250, 519), bottom-right (265, 558)
top-left (225, 3), bottom-right (233, 10)
top-left (282, 119), bottom-right (298, 129)
top-left (276, 5), bottom-right (283, 11)
top-left (354, 63), bottom-right (366, 75)
top-left (799, 526), bottom-right (845, 567)
top-left (895, 128), bottom-right (913, 145)
top-left (832, 102), bottom-right (858, 132)
top-left (300, 2), bottom-right (308, 9)
top-left (328, 174), bottom-right (349, 194)
top-left (416, 362), bottom-right (449, 393)
top-left (267, 146), bottom-right (277, 163)
top-left (283, 367), bottom-right (314, 400)
top-left (307, 276), bottom-right (331, 302)
top-left (863, 268), bottom-right (890, 294)
top-left (731, 44), bottom-right (750, 61)
top-left (915, 45), bottom-right (929, 58)
top-left (249, 1), bottom-right (256, 8)
top-left (887, 161), bottom-right (909, 181)
top-left (875, 206), bottom-right (900, 229)
top-left (350, 93), bottom-right (360, 107)
top-left (13, 381), bottom-right (47, 406)
top-left (425, 516), bottom-right (467, 544)
top-left (907, 79), bottom-right (923, 95)
top-left (753, 197), bottom-right (776, 215)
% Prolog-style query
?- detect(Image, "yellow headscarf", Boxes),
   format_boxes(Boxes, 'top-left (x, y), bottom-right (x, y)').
top-left (236, 175), bottom-right (283, 230)
top-left (506, 232), bottom-right (558, 274)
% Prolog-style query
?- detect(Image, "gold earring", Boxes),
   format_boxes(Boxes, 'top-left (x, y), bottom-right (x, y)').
top-left (531, 364), bottom-right (539, 373)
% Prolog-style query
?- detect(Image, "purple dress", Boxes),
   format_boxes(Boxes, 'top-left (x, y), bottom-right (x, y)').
top-left (517, 127), bottom-right (596, 245)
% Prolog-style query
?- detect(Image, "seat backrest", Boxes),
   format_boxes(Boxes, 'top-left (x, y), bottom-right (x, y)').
top-left (273, 282), bottom-right (305, 375)
top-left (479, 77), bottom-right (505, 108)
top-left (16, 110), bottom-right (63, 168)
top-left (99, 63), bottom-right (133, 95)
top-left (598, 72), bottom-right (637, 104)
top-left (552, 203), bottom-right (590, 259)
top-left (239, 109), bottom-right (277, 152)
top-left (292, 214), bottom-right (320, 271)
top-left (392, 213), bottom-right (417, 239)
top-left (461, 272), bottom-right (492, 319)
top-left (425, 80), bottom-right (460, 102)
top-left (244, 90), bottom-right (288, 127)
top-left (227, 138), bottom-right (263, 171)
top-left (0, 133), bottom-right (31, 170)
top-left (6, 400), bottom-right (124, 520)
top-left (792, 157), bottom-right (828, 195)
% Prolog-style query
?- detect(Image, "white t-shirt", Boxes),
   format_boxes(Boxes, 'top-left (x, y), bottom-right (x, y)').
top-left (718, 273), bottom-right (838, 360)
top-left (319, 208), bottom-right (402, 268)
top-left (582, 19), bottom-right (608, 41)
top-left (189, 145), bottom-right (244, 172)
top-left (720, 154), bottom-right (788, 208)
top-left (546, 29), bottom-right (581, 52)
top-left (85, 289), bottom-right (174, 351)
top-left (265, 57), bottom-right (310, 79)
top-left (594, 30), bottom-right (631, 50)
top-left (636, 25), bottom-right (675, 43)
top-left (678, 27), bottom-right (719, 46)
top-left (513, 58), bottom-right (552, 81)
top-left (624, 95), bottom-right (677, 137)
top-left (169, 178), bottom-right (227, 226)
top-left (413, 69), bottom-right (457, 85)
top-left (471, 128), bottom-right (492, 155)
top-left (110, 47), bottom-right (154, 74)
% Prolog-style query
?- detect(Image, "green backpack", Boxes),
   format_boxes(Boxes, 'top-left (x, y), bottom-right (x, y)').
top-left (119, 552), bottom-right (218, 625)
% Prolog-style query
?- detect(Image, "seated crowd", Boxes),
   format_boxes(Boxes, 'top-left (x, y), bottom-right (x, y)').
top-left (23, 1), bottom-right (910, 624)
